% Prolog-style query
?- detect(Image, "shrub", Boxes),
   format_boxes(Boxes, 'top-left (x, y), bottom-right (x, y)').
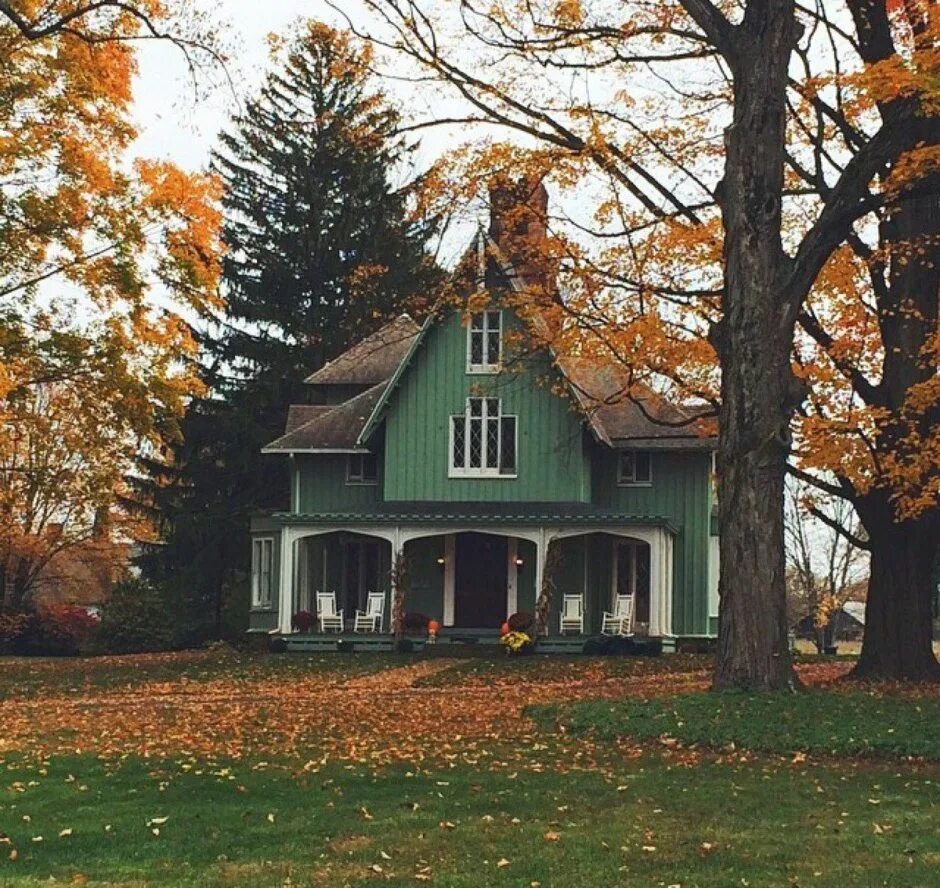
top-left (97, 578), bottom-right (176, 653)
top-left (0, 612), bottom-right (30, 654)
top-left (403, 612), bottom-right (430, 631)
top-left (292, 610), bottom-right (315, 633)
top-left (394, 638), bottom-right (414, 654)
top-left (9, 605), bottom-right (100, 657)
top-left (507, 611), bottom-right (534, 632)
top-left (581, 636), bottom-right (663, 657)
top-left (581, 636), bottom-right (603, 656)
top-left (269, 636), bottom-right (288, 654)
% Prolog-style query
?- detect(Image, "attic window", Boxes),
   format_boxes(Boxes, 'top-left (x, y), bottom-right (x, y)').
top-left (617, 451), bottom-right (652, 486)
top-left (467, 310), bottom-right (501, 372)
top-left (347, 452), bottom-right (378, 485)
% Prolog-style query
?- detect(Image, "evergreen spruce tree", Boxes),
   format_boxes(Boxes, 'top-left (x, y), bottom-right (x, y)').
top-left (133, 23), bottom-right (441, 640)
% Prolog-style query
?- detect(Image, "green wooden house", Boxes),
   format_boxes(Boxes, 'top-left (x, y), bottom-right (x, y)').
top-left (250, 182), bottom-right (719, 646)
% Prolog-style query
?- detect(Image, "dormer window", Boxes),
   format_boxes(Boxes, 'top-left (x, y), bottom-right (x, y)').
top-left (617, 450), bottom-right (652, 486)
top-left (467, 310), bottom-right (502, 373)
top-left (347, 452), bottom-right (378, 485)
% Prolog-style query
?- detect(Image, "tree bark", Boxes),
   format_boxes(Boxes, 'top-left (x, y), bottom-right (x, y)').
top-left (713, 2), bottom-right (801, 690)
top-left (852, 503), bottom-right (939, 681)
top-left (534, 540), bottom-right (560, 637)
top-left (847, 180), bottom-right (940, 681)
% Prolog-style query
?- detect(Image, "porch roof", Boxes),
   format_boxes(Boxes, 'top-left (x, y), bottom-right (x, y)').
top-left (273, 500), bottom-right (677, 532)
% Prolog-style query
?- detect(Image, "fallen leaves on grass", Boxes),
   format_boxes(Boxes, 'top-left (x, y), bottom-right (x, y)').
top-left (0, 654), bottom-right (709, 768)
top-left (0, 650), bottom-right (924, 772)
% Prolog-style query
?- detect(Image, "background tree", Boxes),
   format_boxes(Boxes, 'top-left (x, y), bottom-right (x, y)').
top-left (0, 6), bottom-right (223, 613)
top-left (785, 481), bottom-right (869, 654)
top-left (135, 22), bottom-right (442, 640)
top-left (782, 1), bottom-right (940, 679)
top-left (342, 0), bottom-right (938, 687)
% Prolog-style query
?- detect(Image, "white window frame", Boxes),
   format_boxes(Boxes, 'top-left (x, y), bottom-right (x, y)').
top-left (346, 452), bottom-right (378, 485)
top-left (449, 396), bottom-right (517, 478)
top-left (617, 450), bottom-right (653, 486)
top-left (251, 537), bottom-right (274, 609)
top-left (466, 310), bottom-right (502, 374)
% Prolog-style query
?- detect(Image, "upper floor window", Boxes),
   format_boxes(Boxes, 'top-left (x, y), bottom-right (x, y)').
top-left (347, 452), bottom-right (378, 485)
top-left (450, 397), bottom-right (517, 477)
top-left (617, 450), bottom-right (652, 486)
top-left (251, 537), bottom-right (274, 608)
top-left (467, 310), bottom-right (502, 373)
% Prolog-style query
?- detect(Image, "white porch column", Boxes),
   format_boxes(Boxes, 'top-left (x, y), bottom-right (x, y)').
top-left (648, 528), bottom-right (672, 638)
top-left (662, 530), bottom-right (674, 636)
top-left (443, 533), bottom-right (456, 626)
top-left (507, 537), bottom-right (518, 617)
top-left (277, 527), bottom-right (296, 634)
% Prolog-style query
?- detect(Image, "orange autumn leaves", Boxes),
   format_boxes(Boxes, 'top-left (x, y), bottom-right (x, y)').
top-left (0, 7), bottom-right (223, 607)
top-left (0, 651), bottom-right (858, 768)
top-left (413, 0), bottom-right (938, 522)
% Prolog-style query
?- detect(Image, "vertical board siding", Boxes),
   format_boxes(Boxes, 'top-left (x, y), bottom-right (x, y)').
top-left (591, 449), bottom-right (712, 635)
top-left (383, 311), bottom-right (591, 502)
top-left (515, 539), bottom-right (536, 615)
top-left (296, 454), bottom-right (382, 513)
top-left (277, 308), bottom-right (715, 636)
top-left (404, 536), bottom-right (445, 619)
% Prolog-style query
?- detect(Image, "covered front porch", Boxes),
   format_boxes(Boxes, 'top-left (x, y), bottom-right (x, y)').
top-left (272, 512), bottom-right (675, 641)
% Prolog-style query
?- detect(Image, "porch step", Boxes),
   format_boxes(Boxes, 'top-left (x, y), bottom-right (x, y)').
top-left (280, 634), bottom-right (424, 654)
top-left (275, 632), bottom-right (673, 657)
top-left (534, 637), bottom-right (592, 654)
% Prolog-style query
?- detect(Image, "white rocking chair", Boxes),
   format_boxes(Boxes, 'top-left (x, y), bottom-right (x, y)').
top-left (316, 591), bottom-right (344, 633)
top-left (354, 591), bottom-right (386, 633)
top-left (559, 593), bottom-right (584, 635)
top-left (602, 594), bottom-right (635, 637)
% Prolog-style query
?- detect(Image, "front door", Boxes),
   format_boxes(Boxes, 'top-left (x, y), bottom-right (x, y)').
top-left (454, 533), bottom-right (508, 628)
top-left (340, 539), bottom-right (382, 617)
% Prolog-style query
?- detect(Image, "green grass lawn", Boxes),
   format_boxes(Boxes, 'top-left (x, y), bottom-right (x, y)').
top-left (1, 651), bottom-right (938, 887)
top-left (534, 690), bottom-right (940, 760)
top-left (3, 751), bottom-right (938, 887)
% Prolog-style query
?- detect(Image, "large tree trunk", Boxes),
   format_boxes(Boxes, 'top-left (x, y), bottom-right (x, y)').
top-left (713, 2), bottom-right (800, 690)
top-left (848, 180), bottom-right (940, 681)
top-left (853, 503), bottom-right (939, 681)
top-left (1, 556), bottom-right (32, 614)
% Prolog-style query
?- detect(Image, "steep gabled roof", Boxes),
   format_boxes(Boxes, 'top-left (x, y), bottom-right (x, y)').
top-left (268, 229), bottom-right (714, 455)
top-left (285, 405), bottom-right (332, 434)
top-left (304, 314), bottom-right (420, 386)
top-left (356, 231), bottom-right (715, 450)
top-left (263, 383), bottom-right (386, 453)
top-left (560, 358), bottom-right (716, 449)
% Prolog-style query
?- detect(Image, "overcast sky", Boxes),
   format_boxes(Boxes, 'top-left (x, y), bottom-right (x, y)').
top-left (130, 1), bottom-right (477, 262)
top-left (132, 2), bottom-right (343, 172)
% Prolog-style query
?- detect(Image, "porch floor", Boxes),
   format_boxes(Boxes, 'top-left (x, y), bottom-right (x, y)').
top-left (277, 629), bottom-right (672, 656)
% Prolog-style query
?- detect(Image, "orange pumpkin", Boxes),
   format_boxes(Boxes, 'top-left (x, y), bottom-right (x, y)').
top-left (428, 619), bottom-right (440, 635)
top-left (500, 622), bottom-right (511, 636)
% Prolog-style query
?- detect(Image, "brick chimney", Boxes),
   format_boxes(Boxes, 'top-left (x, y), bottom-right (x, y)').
top-left (488, 175), bottom-right (554, 292)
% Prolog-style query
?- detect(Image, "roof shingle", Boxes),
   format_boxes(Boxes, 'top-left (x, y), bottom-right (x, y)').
top-left (559, 357), bottom-right (716, 448)
top-left (263, 384), bottom-right (386, 452)
top-left (304, 314), bottom-right (420, 386)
